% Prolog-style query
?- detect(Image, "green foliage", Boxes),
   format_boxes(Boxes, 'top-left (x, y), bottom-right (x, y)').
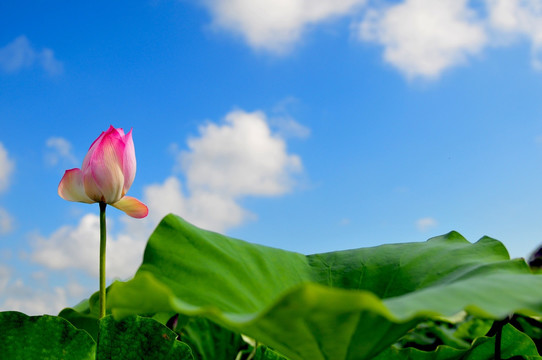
top-left (0, 311), bottom-right (96, 360)
top-left (175, 316), bottom-right (245, 360)
top-left (453, 315), bottom-right (493, 344)
top-left (253, 345), bottom-right (290, 360)
top-left (58, 299), bottom-right (100, 341)
top-left (395, 319), bottom-right (472, 350)
top-left (511, 315), bottom-right (542, 354)
top-left (96, 315), bottom-right (193, 359)
top-left (0, 312), bottom-right (194, 359)
top-left (375, 324), bottom-right (542, 359)
top-left (105, 214), bottom-right (542, 360)
top-left (5, 214), bottom-right (542, 358)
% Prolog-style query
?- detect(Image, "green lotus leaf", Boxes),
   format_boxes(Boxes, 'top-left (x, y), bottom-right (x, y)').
top-left (107, 214), bottom-right (542, 360)
top-left (96, 315), bottom-right (194, 359)
top-left (375, 324), bottom-right (542, 359)
top-left (254, 345), bottom-right (290, 360)
top-left (177, 316), bottom-right (244, 360)
top-left (0, 310), bottom-right (197, 359)
top-left (0, 311), bottom-right (96, 360)
top-left (58, 298), bottom-right (100, 341)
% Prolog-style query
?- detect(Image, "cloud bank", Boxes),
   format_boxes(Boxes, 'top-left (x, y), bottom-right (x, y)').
top-left (201, 0), bottom-right (542, 78)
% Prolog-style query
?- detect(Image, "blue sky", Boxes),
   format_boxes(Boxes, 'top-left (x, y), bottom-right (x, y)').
top-left (2, 0), bottom-right (542, 314)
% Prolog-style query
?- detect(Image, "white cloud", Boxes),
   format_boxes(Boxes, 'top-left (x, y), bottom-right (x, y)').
top-left (135, 177), bottom-right (250, 233)
top-left (198, 0), bottom-right (542, 78)
top-left (171, 109), bottom-right (302, 231)
top-left (0, 35), bottom-right (63, 76)
top-left (65, 281), bottom-right (88, 299)
top-left (199, 0), bottom-right (488, 77)
top-left (143, 176), bottom-right (186, 221)
top-left (270, 116), bottom-right (311, 139)
top-left (31, 271), bottom-right (47, 281)
top-left (38, 48), bottom-right (64, 76)
top-left (115, 177), bottom-right (248, 237)
top-left (181, 110), bottom-right (302, 197)
top-left (416, 217), bottom-right (438, 232)
top-left (269, 98), bottom-right (311, 138)
top-left (131, 109), bottom-right (303, 233)
top-left (0, 36), bottom-right (34, 73)
top-left (0, 207), bottom-right (14, 234)
top-left (45, 137), bottom-right (77, 166)
top-left (0, 265), bottom-right (9, 294)
top-left (486, 0), bottom-right (542, 69)
top-left (0, 266), bottom-right (71, 315)
top-left (30, 214), bottom-right (146, 280)
top-left (0, 142), bottom-right (14, 193)
top-left (0, 143), bottom-right (15, 234)
top-left (357, 0), bottom-right (487, 79)
top-left (30, 215), bottom-right (99, 275)
top-left (1, 282), bottom-right (68, 315)
top-left (204, 0), bottom-right (366, 53)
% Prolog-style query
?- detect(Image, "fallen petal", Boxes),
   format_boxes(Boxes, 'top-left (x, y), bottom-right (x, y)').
top-left (111, 196), bottom-right (149, 218)
top-left (58, 169), bottom-right (95, 204)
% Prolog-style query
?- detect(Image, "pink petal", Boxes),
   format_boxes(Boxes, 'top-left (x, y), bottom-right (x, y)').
top-left (58, 168), bottom-right (95, 204)
top-left (84, 128), bottom-right (108, 161)
top-left (83, 128), bottom-right (126, 203)
top-left (114, 126), bottom-right (125, 137)
top-left (81, 128), bottom-right (107, 190)
top-left (121, 129), bottom-right (136, 193)
top-left (111, 196), bottom-right (148, 218)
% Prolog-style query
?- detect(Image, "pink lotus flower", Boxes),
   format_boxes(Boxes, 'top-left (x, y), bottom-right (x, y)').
top-left (58, 126), bottom-right (148, 218)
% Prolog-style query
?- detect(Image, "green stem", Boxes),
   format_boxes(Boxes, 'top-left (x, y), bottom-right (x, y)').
top-left (492, 317), bottom-right (508, 360)
top-left (495, 321), bottom-right (502, 360)
top-left (99, 202), bottom-right (107, 319)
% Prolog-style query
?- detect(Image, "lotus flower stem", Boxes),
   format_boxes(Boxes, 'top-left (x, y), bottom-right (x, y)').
top-left (99, 201), bottom-right (107, 319)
